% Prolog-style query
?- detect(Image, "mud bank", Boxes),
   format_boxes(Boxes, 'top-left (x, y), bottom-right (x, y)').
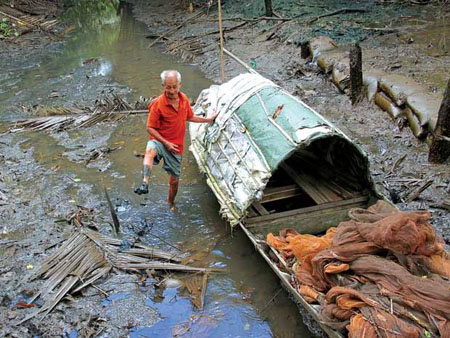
top-left (130, 0), bottom-right (450, 242)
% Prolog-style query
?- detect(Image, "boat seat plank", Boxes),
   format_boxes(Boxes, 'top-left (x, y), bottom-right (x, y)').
top-left (246, 206), bottom-right (259, 218)
top-left (245, 195), bottom-right (368, 226)
top-left (261, 184), bottom-right (302, 203)
top-left (280, 163), bottom-right (343, 204)
top-left (252, 201), bottom-right (270, 215)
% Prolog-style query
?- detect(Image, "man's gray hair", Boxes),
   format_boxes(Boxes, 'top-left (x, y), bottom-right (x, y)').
top-left (160, 70), bottom-right (181, 84)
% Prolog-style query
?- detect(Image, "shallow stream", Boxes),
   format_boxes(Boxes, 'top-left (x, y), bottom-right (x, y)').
top-left (0, 2), bottom-right (312, 337)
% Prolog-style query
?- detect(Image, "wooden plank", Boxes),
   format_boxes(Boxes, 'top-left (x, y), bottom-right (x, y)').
top-left (261, 184), bottom-right (301, 202)
top-left (246, 206), bottom-right (258, 218)
top-left (245, 195), bottom-right (369, 225)
top-left (247, 203), bottom-right (363, 236)
top-left (302, 172), bottom-right (343, 202)
top-left (252, 201), bottom-right (269, 215)
top-left (290, 152), bottom-right (359, 198)
top-left (280, 163), bottom-right (327, 204)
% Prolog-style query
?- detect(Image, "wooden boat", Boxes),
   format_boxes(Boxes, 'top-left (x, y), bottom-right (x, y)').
top-left (189, 73), bottom-right (381, 337)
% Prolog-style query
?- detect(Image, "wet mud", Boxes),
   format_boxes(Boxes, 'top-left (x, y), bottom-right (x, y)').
top-left (1, 1), bottom-right (312, 337)
top-left (0, 0), bottom-right (449, 337)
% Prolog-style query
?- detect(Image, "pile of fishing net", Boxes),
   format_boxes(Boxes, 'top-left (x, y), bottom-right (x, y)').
top-left (266, 200), bottom-right (450, 337)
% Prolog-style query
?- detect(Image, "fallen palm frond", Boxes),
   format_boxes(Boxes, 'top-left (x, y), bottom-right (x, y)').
top-left (18, 228), bottom-right (207, 324)
top-left (8, 94), bottom-right (153, 133)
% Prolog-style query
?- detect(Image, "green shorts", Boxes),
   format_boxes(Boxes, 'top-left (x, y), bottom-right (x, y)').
top-left (146, 140), bottom-right (182, 178)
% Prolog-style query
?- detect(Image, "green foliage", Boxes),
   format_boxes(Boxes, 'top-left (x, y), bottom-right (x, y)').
top-left (0, 16), bottom-right (19, 39)
top-left (61, 0), bottom-right (120, 31)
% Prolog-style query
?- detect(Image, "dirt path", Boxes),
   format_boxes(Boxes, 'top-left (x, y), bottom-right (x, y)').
top-left (130, 0), bottom-right (450, 242)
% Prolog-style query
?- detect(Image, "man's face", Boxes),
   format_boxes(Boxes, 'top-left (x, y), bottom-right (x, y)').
top-left (163, 75), bottom-right (181, 100)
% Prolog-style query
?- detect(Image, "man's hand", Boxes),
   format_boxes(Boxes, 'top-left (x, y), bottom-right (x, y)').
top-left (187, 112), bottom-right (219, 124)
top-left (165, 141), bottom-right (179, 154)
top-left (208, 112), bottom-right (219, 123)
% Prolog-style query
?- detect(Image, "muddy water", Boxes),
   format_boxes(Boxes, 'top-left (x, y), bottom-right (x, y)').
top-left (1, 3), bottom-right (312, 337)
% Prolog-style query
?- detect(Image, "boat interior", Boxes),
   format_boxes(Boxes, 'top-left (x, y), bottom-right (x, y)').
top-left (244, 136), bottom-right (377, 235)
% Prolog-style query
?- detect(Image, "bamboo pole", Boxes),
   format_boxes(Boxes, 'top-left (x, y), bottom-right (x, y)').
top-left (218, 0), bottom-right (225, 82)
top-left (223, 48), bottom-right (258, 74)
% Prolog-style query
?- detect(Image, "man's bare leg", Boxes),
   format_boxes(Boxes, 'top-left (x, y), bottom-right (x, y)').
top-left (135, 148), bottom-right (157, 195)
top-left (168, 175), bottom-right (179, 210)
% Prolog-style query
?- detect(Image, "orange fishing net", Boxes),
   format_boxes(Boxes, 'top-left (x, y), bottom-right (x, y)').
top-left (266, 200), bottom-right (450, 337)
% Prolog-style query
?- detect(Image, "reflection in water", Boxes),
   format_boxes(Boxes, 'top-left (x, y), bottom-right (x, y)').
top-left (1, 2), bottom-right (313, 337)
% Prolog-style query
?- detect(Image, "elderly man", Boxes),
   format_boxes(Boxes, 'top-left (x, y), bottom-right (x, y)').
top-left (134, 70), bottom-right (217, 209)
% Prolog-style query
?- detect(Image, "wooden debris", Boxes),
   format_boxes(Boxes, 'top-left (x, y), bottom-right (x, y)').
top-left (104, 187), bottom-right (120, 235)
top-left (85, 146), bottom-right (120, 165)
top-left (148, 10), bottom-right (205, 48)
top-left (401, 179), bottom-right (433, 203)
top-left (308, 8), bottom-right (366, 24)
top-left (184, 272), bottom-right (208, 310)
top-left (66, 205), bottom-right (95, 227)
top-left (430, 199), bottom-right (450, 211)
top-left (18, 228), bottom-right (207, 323)
top-left (0, 10), bottom-right (59, 37)
top-left (391, 153), bottom-right (407, 173)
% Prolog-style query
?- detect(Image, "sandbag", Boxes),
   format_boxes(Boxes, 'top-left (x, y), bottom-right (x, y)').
top-left (404, 106), bottom-right (427, 138)
top-left (378, 74), bottom-right (424, 106)
top-left (331, 60), bottom-right (350, 92)
top-left (316, 48), bottom-right (348, 73)
top-left (375, 91), bottom-right (403, 119)
top-left (406, 92), bottom-right (442, 128)
top-left (363, 70), bottom-right (386, 102)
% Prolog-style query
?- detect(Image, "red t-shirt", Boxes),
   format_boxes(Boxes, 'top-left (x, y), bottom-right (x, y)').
top-left (146, 92), bottom-right (194, 155)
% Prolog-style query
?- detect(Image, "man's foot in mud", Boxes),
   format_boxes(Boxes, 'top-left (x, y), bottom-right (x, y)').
top-left (134, 182), bottom-right (148, 195)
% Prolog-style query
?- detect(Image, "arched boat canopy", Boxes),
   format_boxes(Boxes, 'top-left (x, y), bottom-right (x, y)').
top-left (190, 73), bottom-right (378, 227)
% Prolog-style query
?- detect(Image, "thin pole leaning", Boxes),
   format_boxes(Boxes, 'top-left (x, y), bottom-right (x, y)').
top-left (218, 0), bottom-right (225, 82)
top-left (222, 48), bottom-right (258, 75)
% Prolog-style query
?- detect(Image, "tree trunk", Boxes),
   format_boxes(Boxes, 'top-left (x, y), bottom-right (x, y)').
top-left (264, 0), bottom-right (273, 17)
top-left (429, 79), bottom-right (450, 163)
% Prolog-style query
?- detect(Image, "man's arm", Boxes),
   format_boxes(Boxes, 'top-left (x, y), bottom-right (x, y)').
top-left (187, 113), bottom-right (218, 123)
top-left (147, 127), bottom-right (179, 153)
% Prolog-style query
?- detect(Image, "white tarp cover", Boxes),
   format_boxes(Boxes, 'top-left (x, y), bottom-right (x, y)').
top-left (189, 73), bottom-right (361, 226)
